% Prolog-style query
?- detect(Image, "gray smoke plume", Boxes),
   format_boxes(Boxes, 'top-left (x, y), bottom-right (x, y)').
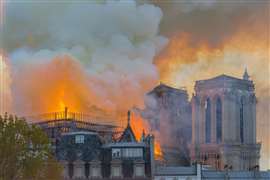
top-left (2, 0), bottom-right (168, 115)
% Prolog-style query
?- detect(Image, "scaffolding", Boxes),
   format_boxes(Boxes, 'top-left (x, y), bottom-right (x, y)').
top-left (27, 107), bottom-right (124, 141)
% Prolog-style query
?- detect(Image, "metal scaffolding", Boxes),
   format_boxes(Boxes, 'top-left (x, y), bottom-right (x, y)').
top-left (27, 107), bottom-right (124, 141)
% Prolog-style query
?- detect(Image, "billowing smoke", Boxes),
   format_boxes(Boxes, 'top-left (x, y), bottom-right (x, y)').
top-left (1, 0), bottom-right (269, 169)
top-left (3, 0), bottom-right (167, 117)
top-left (150, 0), bottom-right (268, 46)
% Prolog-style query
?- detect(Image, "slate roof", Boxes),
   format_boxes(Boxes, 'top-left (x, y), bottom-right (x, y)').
top-left (119, 124), bottom-right (137, 142)
top-left (147, 83), bottom-right (187, 96)
top-left (56, 132), bottom-right (102, 161)
top-left (62, 131), bottom-right (97, 136)
top-left (103, 142), bottom-right (146, 148)
top-left (119, 111), bottom-right (137, 143)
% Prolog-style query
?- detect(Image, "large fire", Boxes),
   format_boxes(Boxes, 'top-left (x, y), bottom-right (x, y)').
top-left (2, 1), bottom-right (269, 167)
top-left (8, 30), bottom-right (269, 163)
top-left (130, 112), bottom-right (163, 158)
top-left (12, 55), bottom-right (99, 115)
top-left (10, 54), bottom-right (164, 157)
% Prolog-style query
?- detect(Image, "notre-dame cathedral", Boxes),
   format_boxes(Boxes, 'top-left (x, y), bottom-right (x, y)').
top-left (31, 69), bottom-right (265, 179)
top-left (189, 69), bottom-right (261, 170)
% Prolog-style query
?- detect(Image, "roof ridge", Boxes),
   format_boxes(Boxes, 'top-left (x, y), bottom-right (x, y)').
top-left (198, 74), bottom-right (243, 82)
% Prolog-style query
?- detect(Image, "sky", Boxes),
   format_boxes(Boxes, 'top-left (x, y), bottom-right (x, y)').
top-left (0, 0), bottom-right (269, 169)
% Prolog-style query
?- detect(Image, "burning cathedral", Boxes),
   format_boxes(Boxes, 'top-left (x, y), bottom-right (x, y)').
top-left (141, 69), bottom-right (261, 171)
top-left (34, 110), bottom-right (155, 179)
top-left (31, 69), bottom-right (263, 179)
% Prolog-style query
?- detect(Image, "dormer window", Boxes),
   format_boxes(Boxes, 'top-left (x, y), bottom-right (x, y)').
top-left (75, 135), bottom-right (84, 144)
top-left (112, 148), bottom-right (121, 158)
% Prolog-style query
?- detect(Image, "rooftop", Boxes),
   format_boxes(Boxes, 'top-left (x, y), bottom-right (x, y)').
top-left (62, 131), bottom-right (98, 136)
top-left (195, 74), bottom-right (254, 92)
top-left (148, 83), bottom-right (187, 96)
top-left (103, 142), bottom-right (147, 148)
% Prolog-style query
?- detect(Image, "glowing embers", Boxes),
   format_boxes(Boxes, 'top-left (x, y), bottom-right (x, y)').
top-left (129, 111), bottom-right (163, 158)
top-left (154, 141), bottom-right (163, 159)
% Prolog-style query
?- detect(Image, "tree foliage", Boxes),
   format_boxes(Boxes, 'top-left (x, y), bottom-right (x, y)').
top-left (0, 113), bottom-right (62, 180)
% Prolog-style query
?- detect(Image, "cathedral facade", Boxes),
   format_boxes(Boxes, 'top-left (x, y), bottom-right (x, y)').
top-left (190, 70), bottom-right (261, 170)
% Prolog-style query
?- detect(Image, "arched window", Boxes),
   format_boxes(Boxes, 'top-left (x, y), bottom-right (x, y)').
top-left (205, 98), bottom-right (211, 143)
top-left (240, 98), bottom-right (244, 143)
top-left (216, 97), bottom-right (222, 143)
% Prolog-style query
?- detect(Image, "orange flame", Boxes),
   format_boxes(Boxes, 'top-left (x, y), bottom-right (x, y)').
top-left (59, 100), bottom-right (66, 111)
top-left (11, 54), bottom-right (163, 158)
top-left (13, 55), bottom-right (100, 115)
top-left (130, 112), bottom-right (163, 158)
top-left (154, 141), bottom-right (163, 158)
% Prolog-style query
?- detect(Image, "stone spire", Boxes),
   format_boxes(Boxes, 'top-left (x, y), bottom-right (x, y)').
top-left (127, 110), bottom-right (131, 126)
top-left (119, 110), bottom-right (137, 142)
top-left (243, 68), bottom-right (250, 80)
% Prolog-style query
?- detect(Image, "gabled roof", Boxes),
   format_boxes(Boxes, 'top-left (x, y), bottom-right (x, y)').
top-left (147, 83), bottom-right (187, 96)
top-left (119, 124), bottom-right (137, 143)
top-left (118, 111), bottom-right (137, 143)
top-left (197, 74), bottom-right (243, 83)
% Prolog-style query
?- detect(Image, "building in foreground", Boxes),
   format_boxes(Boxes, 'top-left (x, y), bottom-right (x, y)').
top-left (31, 70), bottom-right (267, 179)
top-left (190, 70), bottom-right (261, 171)
top-left (35, 110), bottom-right (155, 179)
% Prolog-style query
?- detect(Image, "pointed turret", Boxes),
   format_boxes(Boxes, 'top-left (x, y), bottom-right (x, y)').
top-left (243, 68), bottom-right (250, 80)
top-left (127, 110), bottom-right (131, 127)
top-left (119, 110), bottom-right (137, 142)
top-left (140, 129), bottom-right (145, 142)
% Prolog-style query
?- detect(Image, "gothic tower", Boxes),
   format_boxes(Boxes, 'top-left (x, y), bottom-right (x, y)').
top-left (190, 70), bottom-right (261, 170)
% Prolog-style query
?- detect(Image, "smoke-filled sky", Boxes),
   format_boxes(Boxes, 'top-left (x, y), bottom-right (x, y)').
top-left (0, 0), bottom-right (269, 169)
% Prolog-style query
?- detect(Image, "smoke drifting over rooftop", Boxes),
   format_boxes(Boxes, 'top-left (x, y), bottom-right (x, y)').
top-left (0, 0), bottom-right (269, 169)
top-left (3, 0), bottom-right (167, 115)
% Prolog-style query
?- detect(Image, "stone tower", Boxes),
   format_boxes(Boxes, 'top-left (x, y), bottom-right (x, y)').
top-left (190, 71), bottom-right (261, 170)
top-left (141, 83), bottom-right (191, 165)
